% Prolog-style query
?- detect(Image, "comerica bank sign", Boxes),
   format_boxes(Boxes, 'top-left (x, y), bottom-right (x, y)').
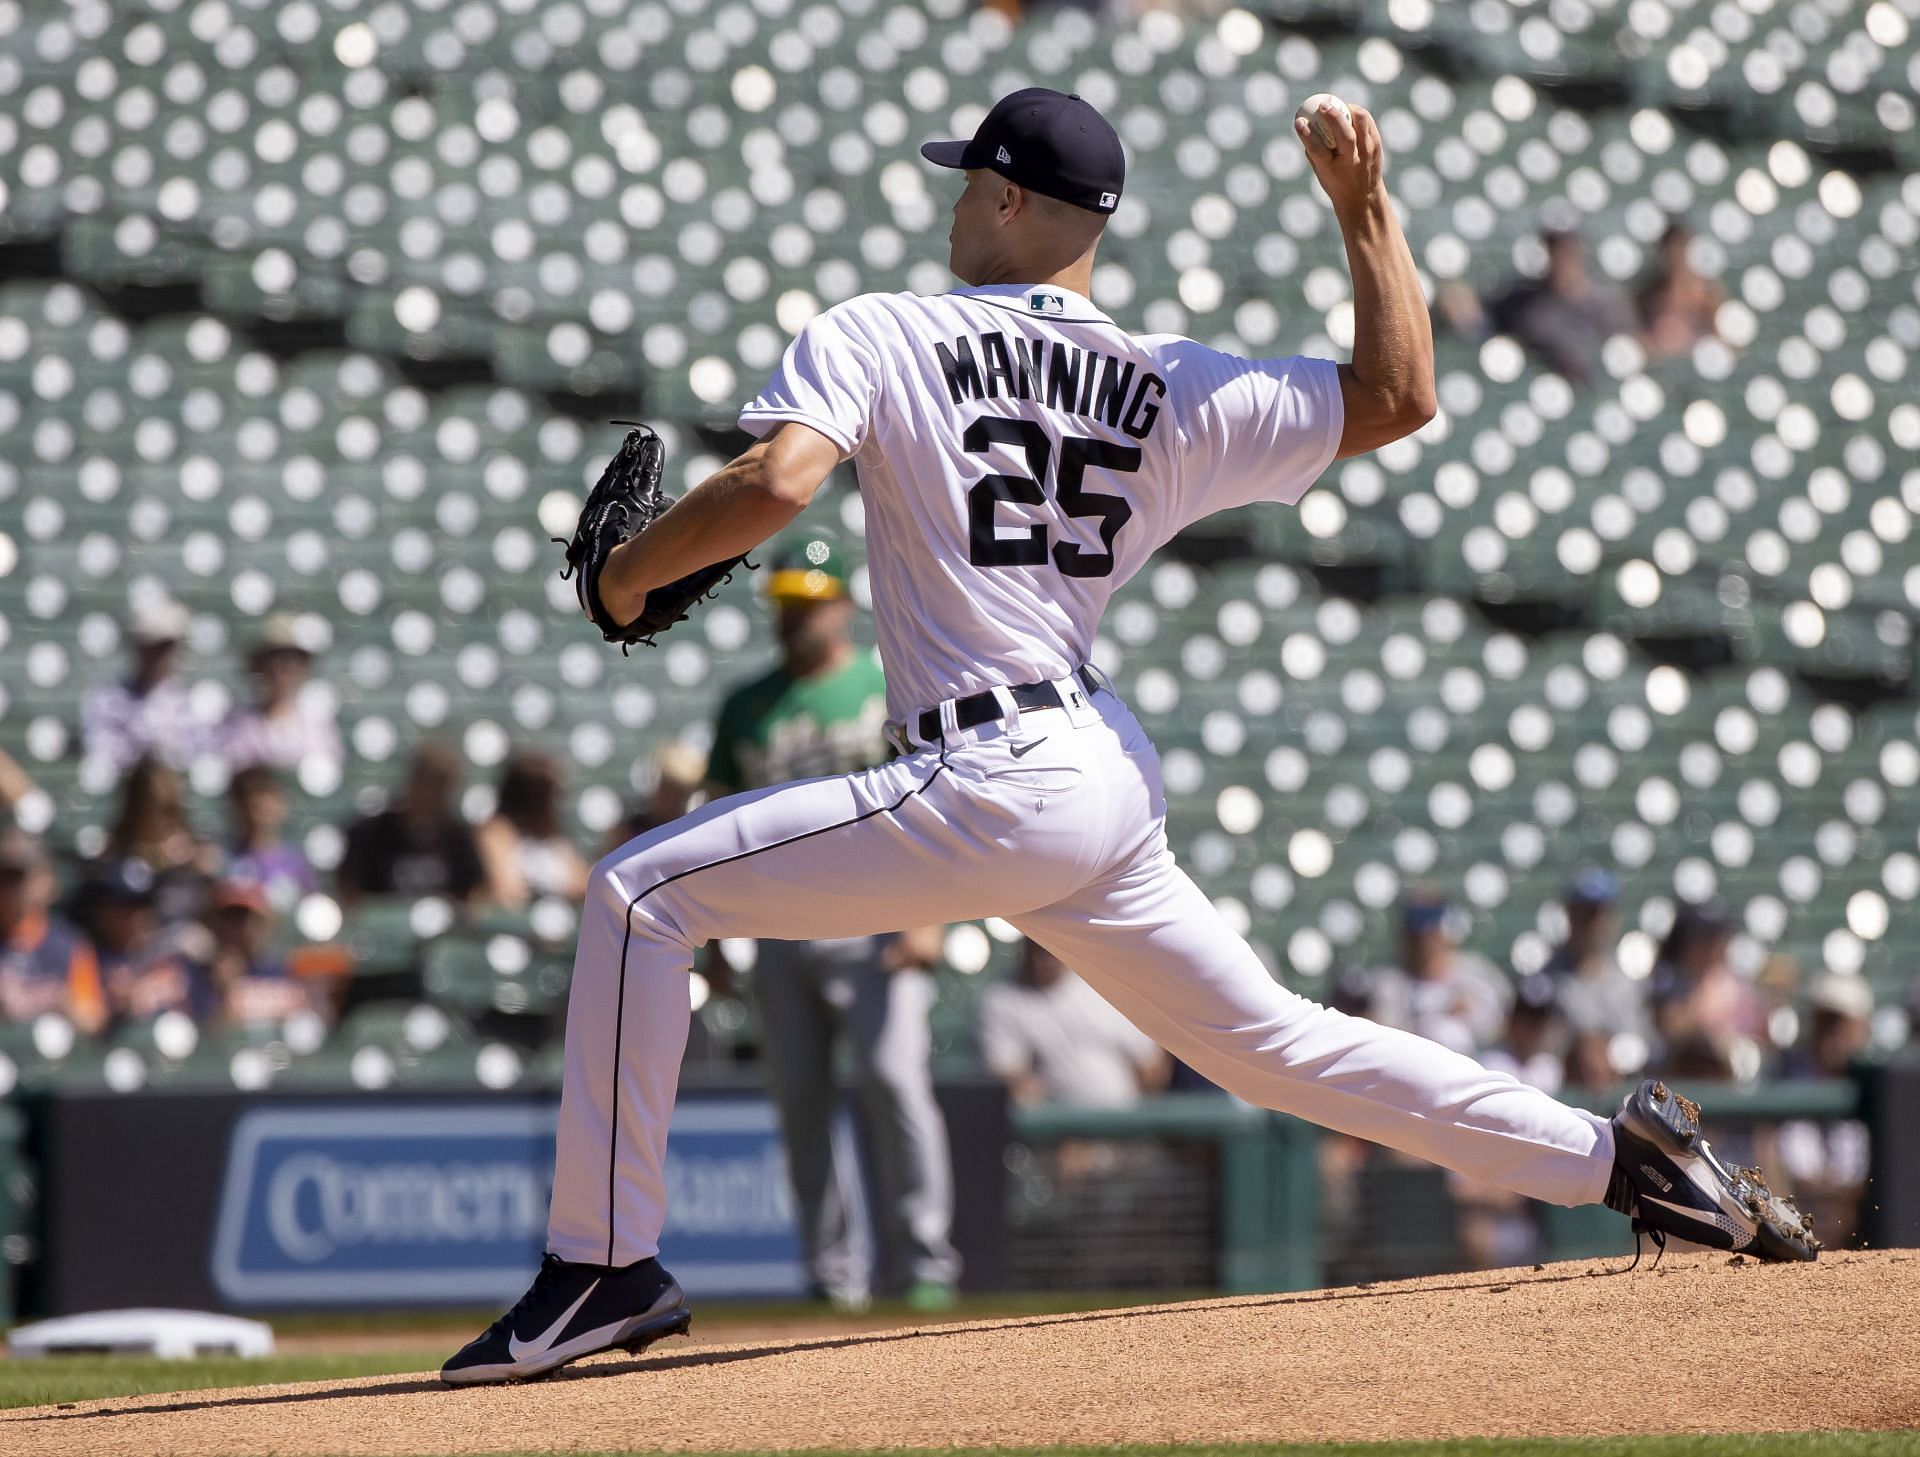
top-left (211, 1100), bottom-right (835, 1305)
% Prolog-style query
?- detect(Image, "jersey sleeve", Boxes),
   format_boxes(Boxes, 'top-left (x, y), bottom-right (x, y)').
top-left (1167, 344), bottom-right (1344, 521)
top-left (737, 299), bottom-right (885, 457)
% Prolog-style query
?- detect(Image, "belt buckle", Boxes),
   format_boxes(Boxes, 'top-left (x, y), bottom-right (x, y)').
top-left (1054, 673), bottom-right (1101, 728)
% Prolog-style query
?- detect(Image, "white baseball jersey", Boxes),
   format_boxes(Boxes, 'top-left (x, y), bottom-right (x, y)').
top-left (739, 283), bottom-right (1344, 719)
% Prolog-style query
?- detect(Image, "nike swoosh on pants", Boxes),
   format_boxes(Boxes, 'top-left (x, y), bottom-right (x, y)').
top-left (507, 1278), bottom-right (601, 1360)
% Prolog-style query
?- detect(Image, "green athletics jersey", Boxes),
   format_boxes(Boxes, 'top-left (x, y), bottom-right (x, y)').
top-left (708, 651), bottom-right (890, 793)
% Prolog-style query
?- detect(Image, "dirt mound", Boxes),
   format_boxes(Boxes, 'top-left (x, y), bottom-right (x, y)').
top-left (7, 1250), bottom-right (1917, 1456)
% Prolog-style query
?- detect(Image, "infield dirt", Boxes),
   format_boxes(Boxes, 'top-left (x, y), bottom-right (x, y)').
top-left (5, 1249), bottom-right (1916, 1456)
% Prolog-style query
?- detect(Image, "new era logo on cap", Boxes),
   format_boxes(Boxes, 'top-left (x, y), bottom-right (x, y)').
top-left (996, 144), bottom-right (1012, 164)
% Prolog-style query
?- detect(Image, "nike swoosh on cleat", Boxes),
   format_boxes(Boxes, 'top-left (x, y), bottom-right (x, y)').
top-left (507, 1278), bottom-right (600, 1361)
top-left (1638, 1193), bottom-right (1754, 1248)
top-left (1009, 738), bottom-right (1048, 758)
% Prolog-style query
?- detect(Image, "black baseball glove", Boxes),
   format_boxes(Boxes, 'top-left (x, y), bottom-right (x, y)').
top-left (556, 423), bottom-right (754, 649)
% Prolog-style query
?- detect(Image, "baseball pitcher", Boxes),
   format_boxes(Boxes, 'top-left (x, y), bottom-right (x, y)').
top-left (443, 87), bottom-right (1815, 1385)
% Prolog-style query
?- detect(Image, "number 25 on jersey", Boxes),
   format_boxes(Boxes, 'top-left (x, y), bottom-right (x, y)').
top-left (963, 417), bottom-right (1140, 579)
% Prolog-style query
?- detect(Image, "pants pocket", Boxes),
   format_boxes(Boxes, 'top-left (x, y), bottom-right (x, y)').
top-left (977, 761), bottom-right (1085, 796)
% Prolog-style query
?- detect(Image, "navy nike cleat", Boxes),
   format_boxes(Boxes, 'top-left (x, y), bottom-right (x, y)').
top-left (1605, 1078), bottom-right (1820, 1264)
top-left (441, 1252), bottom-right (692, 1385)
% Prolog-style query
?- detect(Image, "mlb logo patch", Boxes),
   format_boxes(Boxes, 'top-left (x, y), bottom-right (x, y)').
top-left (1099, 191), bottom-right (1118, 209)
top-left (1029, 292), bottom-right (1065, 315)
top-left (996, 145), bottom-right (1013, 164)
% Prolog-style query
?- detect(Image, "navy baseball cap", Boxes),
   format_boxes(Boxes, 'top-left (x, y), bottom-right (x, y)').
top-left (920, 88), bottom-right (1125, 215)
top-left (90, 856), bottom-right (157, 903)
top-left (1566, 866), bottom-right (1620, 906)
top-left (1513, 972), bottom-right (1560, 1014)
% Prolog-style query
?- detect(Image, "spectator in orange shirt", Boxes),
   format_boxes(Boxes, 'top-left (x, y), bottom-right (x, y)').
top-left (0, 827), bottom-right (106, 1034)
top-left (198, 878), bottom-right (317, 1027)
top-left (82, 857), bottom-right (199, 1025)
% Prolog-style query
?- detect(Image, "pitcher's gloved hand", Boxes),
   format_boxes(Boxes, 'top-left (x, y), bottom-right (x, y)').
top-left (556, 423), bottom-right (753, 648)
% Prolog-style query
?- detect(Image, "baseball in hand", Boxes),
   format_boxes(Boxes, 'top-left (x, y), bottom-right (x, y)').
top-left (1295, 93), bottom-right (1352, 152)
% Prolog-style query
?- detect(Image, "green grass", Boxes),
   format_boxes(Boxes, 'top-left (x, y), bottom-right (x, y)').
top-left (0, 1349), bottom-right (443, 1410)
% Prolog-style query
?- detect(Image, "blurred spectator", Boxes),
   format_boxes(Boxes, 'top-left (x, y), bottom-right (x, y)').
top-left (1782, 973), bottom-right (1873, 1080)
top-left (477, 751), bottom-right (589, 909)
top-left (1775, 973), bottom-right (1874, 1246)
top-left (84, 857), bottom-right (199, 1025)
top-left (1563, 1030), bottom-right (1621, 1092)
top-left (104, 755), bottom-right (217, 923)
top-left (1541, 867), bottom-right (1650, 1046)
top-left (0, 746), bottom-right (36, 821)
top-left (197, 878), bottom-right (316, 1026)
top-left (1482, 974), bottom-right (1566, 1095)
top-left (1329, 967), bottom-right (1380, 1019)
top-left (1637, 221), bottom-right (1726, 358)
top-left (1454, 974), bottom-right (1566, 1268)
top-left (225, 765), bottom-right (317, 912)
top-left (976, 939), bottom-right (1170, 1108)
top-left (220, 614), bottom-right (343, 776)
top-left (1650, 900), bottom-right (1762, 1076)
top-left (1367, 891), bottom-right (1512, 1054)
top-left (0, 828), bottom-right (105, 1033)
top-left (603, 742), bottom-right (707, 855)
top-left (1438, 230), bottom-right (1637, 386)
top-left (1755, 951), bottom-right (1807, 1026)
top-left (81, 600), bottom-right (207, 773)
top-left (107, 756), bottom-right (211, 872)
top-left (335, 741), bottom-right (488, 912)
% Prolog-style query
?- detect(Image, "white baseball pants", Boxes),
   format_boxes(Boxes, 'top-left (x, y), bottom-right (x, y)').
top-left (547, 680), bottom-right (1616, 1267)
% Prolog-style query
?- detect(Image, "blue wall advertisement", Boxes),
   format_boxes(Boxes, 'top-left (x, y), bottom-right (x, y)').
top-left (28, 1082), bottom-right (1003, 1315)
top-left (208, 1097), bottom-right (856, 1306)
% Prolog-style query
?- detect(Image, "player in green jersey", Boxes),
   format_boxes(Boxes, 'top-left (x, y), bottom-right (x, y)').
top-left (708, 537), bottom-right (960, 1311)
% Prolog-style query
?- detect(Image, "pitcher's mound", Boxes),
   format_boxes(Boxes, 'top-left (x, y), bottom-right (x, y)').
top-left (7, 1250), bottom-right (1917, 1456)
